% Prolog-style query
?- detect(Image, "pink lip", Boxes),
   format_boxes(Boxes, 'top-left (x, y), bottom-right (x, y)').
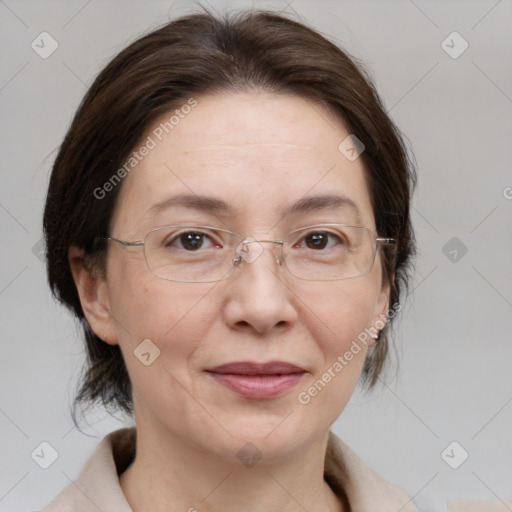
top-left (206, 361), bottom-right (306, 399)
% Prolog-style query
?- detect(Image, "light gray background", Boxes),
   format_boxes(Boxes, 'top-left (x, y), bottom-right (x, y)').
top-left (1, 0), bottom-right (511, 510)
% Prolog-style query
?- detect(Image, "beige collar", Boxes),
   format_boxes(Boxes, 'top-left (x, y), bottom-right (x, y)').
top-left (43, 427), bottom-right (417, 511)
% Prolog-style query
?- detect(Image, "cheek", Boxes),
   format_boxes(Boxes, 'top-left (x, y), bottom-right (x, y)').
top-left (108, 274), bottom-right (219, 413)
top-left (301, 276), bottom-right (381, 355)
top-left (107, 253), bottom-right (216, 364)
top-left (294, 278), bottom-right (381, 417)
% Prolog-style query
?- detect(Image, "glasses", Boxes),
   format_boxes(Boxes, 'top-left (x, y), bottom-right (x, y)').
top-left (98, 223), bottom-right (395, 283)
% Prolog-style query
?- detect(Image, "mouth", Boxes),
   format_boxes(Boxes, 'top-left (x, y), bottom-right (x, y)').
top-left (205, 361), bottom-right (306, 399)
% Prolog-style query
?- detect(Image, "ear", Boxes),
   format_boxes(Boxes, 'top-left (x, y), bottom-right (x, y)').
top-left (68, 246), bottom-right (118, 345)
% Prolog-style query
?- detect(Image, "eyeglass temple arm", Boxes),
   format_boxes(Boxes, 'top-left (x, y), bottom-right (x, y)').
top-left (96, 236), bottom-right (145, 247)
top-left (376, 237), bottom-right (396, 246)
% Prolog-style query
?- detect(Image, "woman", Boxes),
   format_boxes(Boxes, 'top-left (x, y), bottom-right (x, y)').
top-left (42, 9), bottom-right (416, 511)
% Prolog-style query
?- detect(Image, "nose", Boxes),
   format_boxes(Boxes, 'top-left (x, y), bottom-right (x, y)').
top-left (222, 239), bottom-right (298, 335)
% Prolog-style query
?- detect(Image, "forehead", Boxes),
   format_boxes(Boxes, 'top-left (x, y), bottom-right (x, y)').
top-left (112, 92), bottom-right (375, 234)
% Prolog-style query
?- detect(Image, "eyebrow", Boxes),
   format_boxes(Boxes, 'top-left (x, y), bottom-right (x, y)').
top-left (146, 193), bottom-right (363, 223)
top-left (281, 194), bottom-right (362, 223)
top-left (146, 194), bottom-right (236, 217)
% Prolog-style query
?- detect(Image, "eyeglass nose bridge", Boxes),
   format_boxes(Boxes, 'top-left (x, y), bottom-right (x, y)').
top-left (233, 236), bottom-right (284, 267)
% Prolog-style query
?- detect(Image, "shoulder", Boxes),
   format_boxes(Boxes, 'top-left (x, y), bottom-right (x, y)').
top-left (40, 427), bottom-right (136, 512)
top-left (325, 430), bottom-right (418, 512)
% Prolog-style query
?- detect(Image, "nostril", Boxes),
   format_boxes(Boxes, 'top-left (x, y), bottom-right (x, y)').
top-left (236, 320), bottom-right (251, 328)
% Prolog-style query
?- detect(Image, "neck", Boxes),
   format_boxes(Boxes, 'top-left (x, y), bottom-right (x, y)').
top-left (119, 420), bottom-right (344, 512)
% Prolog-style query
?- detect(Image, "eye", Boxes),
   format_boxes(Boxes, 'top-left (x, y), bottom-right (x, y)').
top-left (165, 230), bottom-right (221, 251)
top-left (295, 230), bottom-right (346, 250)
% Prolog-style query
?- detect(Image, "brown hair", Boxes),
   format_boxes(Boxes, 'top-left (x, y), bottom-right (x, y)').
top-left (43, 9), bottom-right (416, 422)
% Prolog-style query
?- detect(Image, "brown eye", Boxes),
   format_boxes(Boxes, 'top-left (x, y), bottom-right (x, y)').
top-left (163, 230), bottom-right (219, 252)
top-left (179, 232), bottom-right (206, 251)
top-left (299, 231), bottom-right (344, 250)
top-left (305, 232), bottom-right (328, 249)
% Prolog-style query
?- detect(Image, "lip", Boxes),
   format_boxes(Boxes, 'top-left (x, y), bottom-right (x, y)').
top-left (205, 361), bottom-right (306, 399)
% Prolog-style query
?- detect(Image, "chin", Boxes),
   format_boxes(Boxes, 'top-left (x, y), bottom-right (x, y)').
top-left (221, 411), bottom-right (321, 455)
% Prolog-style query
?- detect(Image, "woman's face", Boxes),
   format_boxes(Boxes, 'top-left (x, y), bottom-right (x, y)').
top-left (88, 92), bottom-right (390, 461)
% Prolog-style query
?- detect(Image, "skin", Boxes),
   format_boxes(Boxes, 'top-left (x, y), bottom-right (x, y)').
top-left (70, 92), bottom-right (391, 512)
